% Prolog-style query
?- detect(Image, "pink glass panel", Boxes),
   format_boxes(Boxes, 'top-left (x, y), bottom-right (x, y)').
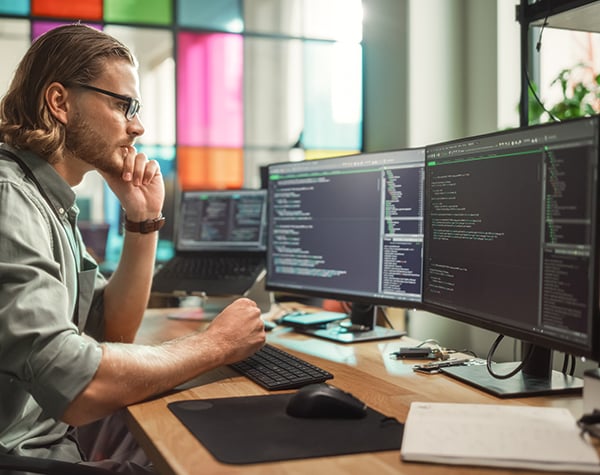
top-left (177, 32), bottom-right (243, 147)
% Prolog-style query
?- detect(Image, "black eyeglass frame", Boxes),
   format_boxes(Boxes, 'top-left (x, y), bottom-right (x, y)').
top-left (69, 83), bottom-right (141, 121)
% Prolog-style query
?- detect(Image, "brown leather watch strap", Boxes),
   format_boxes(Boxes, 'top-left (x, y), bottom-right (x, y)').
top-left (123, 214), bottom-right (166, 234)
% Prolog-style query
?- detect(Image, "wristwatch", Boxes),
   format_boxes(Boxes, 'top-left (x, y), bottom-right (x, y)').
top-left (124, 213), bottom-right (166, 234)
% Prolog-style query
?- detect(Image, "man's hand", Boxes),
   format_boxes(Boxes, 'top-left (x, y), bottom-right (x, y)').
top-left (100, 146), bottom-right (165, 221)
top-left (205, 298), bottom-right (267, 365)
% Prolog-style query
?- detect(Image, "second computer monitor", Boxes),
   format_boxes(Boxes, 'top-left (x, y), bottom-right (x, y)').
top-left (266, 149), bottom-right (426, 313)
top-left (423, 116), bottom-right (599, 396)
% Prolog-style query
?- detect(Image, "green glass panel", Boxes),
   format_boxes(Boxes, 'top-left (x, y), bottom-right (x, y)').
top-left (104, 0), bottom-right (172, 26)
top-left (0, 0), bottom-right (29, 15)
top-left (178, 0), bottom-right (242, 32)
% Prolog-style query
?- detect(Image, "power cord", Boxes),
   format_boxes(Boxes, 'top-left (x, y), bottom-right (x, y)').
top-left (486, 334), bottom-right (534, 380)
top-left (526, 14), bottom-right (561, 123)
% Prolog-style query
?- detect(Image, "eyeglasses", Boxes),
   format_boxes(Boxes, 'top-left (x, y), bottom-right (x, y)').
top-left (71, 83), bottom-right (141, 121)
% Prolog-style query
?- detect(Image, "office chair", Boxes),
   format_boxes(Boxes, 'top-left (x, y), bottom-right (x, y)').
top-left (0, 453), bottom-right (113, 475)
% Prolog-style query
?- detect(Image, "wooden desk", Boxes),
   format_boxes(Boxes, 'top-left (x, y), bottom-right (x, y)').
top-left (126, 307), bottom-right (587, 475)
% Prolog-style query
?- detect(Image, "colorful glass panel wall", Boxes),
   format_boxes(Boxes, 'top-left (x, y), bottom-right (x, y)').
top-left (178, 147), bottom-right (243, 190)
top-left (243, 37), bottom-right (303, 149)
top-left (303, 41), bottom-right (362, 150)
top-left (0, 0), bottom-right (29, 16)
top-left (178, 0), bottom-right (242, 32)
top-left (31, 0), bottom-right (101, 20)
top-left (31, 20), bottom-right (101, 40)
top-left (243, 0), bottom-right (302, 37)
top-left (0, 20), bottom-right (29, 95)
top-left (177, 31), bottom-right (244, 190)
top-left (0, 1), bottom-right (363, 256)
top-left (104, 0), bottom-right (172, 26)
top-left (177, 32), bottom-right (243, 147)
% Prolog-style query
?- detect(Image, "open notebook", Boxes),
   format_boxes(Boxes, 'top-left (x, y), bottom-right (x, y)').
top-left (152, 189), bottom-right (267, 297)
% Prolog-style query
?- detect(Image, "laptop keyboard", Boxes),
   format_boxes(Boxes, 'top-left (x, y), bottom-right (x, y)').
top-left (229, 344), bottom-right (334, 390)
top-left (160, 255), bottom-right (263, 280)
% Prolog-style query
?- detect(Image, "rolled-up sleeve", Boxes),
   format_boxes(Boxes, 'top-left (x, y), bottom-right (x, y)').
top-left (0, 180), bottom-right (103, 420)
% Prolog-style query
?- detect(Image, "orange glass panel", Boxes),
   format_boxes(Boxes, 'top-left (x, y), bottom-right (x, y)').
top-left (31, 0), bottom-right (102, 20)
top-left (178, 147), bottom-right (243, 191)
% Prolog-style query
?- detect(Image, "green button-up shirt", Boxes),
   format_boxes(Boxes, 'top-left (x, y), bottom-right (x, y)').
top-left (0, 144), bottom-right (105, 460)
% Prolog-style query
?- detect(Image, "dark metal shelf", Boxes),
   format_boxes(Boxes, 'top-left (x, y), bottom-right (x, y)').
top-left (517, 0), bottom-right (600, 125)
top-left (520, 0), bottom-right (600, 33)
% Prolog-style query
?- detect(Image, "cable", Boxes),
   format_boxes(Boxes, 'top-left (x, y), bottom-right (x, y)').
top-left (485, 334), bottom-right (534, 380)
top-left (413, 339), bottom-right (478, 359)
top-left (561, 353), bottom-right (569, 374)
top-left (569, 354), bottom-right (576, 376)
top-left (525, 68), bottom-right (560, 123)
top-left (535, 15), bottom-right (549, 53)
top-left (527, 14), bottom-right (561, 123)
top-left (415, 339), bottom-right (441, 348)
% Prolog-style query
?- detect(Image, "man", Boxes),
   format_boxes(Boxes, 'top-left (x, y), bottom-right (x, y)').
top-left (0, 24), bottom-right (266, 473)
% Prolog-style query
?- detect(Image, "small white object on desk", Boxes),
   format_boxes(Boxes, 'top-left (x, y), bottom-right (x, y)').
top-left (584, 368), bottom-right (600, 414)
top-left (401, 401), bottom-right (600, 473)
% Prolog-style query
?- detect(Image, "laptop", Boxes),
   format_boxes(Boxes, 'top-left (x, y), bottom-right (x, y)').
top-left (152, 189), bottom-right (267, 297)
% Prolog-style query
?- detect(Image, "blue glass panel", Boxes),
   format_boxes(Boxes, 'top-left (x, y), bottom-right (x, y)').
top-left (102, 186), bottom-right (123, 266)
top-left (0, 0), bottom-right (29, 15)
top-left (139, 144), bottom-right (176, 174)
top-left (303, 41), bottom-right (363, 150)
top-left (178, 0), bottom-right (243, 32)
top-left (139, 145), bottom-right (176, 262)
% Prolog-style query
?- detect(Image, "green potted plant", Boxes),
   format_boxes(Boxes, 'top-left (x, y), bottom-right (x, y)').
top-left (529, 63), bottom-right (600, 124)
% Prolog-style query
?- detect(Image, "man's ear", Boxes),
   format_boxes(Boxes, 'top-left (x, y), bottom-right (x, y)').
top-left (45, 82), bottom-right (70, 125)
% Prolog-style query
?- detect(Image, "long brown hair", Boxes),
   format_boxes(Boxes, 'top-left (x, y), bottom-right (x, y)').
top-left (0, 23), bottom-right (136, 163)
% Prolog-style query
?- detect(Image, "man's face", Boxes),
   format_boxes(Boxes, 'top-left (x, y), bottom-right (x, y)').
top-left (64, 60), bottom-right (144, 178)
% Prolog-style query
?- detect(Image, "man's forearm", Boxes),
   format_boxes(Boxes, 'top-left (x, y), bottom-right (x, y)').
top-left (102, 230), bottom-right (158, 342)
top-left (61, 332), bottom-right (226, 426)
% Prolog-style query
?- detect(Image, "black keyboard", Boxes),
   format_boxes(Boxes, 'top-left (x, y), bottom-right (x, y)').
top-left (161, 255), bottom-right (263, 280)
top-left (229, 344), bottom-right (333, 390)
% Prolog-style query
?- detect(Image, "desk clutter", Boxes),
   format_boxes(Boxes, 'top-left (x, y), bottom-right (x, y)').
top-left (167, 387), bottom-right (403, 465)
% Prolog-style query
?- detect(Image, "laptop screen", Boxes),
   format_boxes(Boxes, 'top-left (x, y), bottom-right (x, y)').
top-left (176, 190), bottom-right (267, 252)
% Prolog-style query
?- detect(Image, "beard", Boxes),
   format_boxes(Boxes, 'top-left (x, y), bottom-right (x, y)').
top-left (64, 113), bottom-right (124, 178)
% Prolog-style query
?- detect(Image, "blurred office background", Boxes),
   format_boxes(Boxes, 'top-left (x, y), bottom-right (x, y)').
top-left (0, 0), bottom-right (598, 369)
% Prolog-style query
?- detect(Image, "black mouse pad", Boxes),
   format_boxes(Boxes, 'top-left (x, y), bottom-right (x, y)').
top-left (167, 394), bottom-right (403, 464)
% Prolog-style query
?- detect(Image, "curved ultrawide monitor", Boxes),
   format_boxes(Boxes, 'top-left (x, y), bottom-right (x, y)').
top-left (266, 148), bottom-right (426, 308)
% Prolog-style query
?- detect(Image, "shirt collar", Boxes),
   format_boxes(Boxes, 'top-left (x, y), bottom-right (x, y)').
top-left (0, 144), bottom-right (77, 218)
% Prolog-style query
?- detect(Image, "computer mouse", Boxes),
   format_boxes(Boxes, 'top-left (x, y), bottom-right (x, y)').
top-left (285, 383), bottom-right (368, 419)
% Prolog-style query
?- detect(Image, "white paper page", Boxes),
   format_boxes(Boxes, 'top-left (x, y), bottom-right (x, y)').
top-left (401, 402), bottom-right (600, 473)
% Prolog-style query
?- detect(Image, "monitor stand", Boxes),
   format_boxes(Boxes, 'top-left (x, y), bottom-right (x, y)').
top-left (441, 345), bottom-right (583, 398)
top-left (299, 303), bottom-right (406, 343)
